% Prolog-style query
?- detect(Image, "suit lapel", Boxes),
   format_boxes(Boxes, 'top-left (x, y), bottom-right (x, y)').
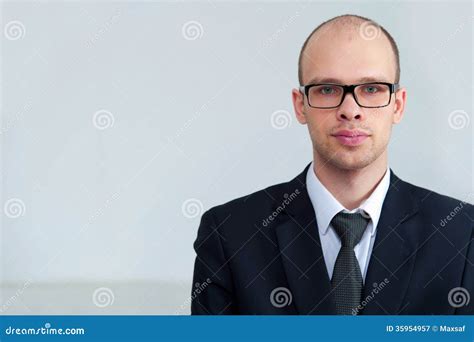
top-left (274, 165), bottom-right (423, 315)
top-left (274, 163), bottom-right (336, 314)
top-left (361, 170), bottom-right (421, 314)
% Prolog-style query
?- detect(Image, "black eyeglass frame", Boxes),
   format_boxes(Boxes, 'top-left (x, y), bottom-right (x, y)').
top-left (299, 82), bottom-right (400, 109)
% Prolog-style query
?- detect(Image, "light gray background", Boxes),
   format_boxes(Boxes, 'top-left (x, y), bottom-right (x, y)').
top-left (1, 0), bottom-right (472, 314)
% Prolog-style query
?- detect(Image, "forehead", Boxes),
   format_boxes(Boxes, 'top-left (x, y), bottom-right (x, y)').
top-left (301, 27), bottom-right (396, 85)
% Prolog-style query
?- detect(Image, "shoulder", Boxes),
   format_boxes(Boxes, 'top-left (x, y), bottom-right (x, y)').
top-left (202, 180), bottom-right (290, 224)
top-left (403, 179), bottom-right (472, 213)
top-left (398, 177), bottom-right (473, 230)
top-left (195, 164), bottom-right (310, 244)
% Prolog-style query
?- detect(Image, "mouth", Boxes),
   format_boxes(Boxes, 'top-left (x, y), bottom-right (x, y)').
top-left (331, 130), bottom-right (370, 147)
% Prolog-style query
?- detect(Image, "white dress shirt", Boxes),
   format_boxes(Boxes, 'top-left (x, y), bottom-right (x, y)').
top-left (305, 161), bottom-right (391, 283)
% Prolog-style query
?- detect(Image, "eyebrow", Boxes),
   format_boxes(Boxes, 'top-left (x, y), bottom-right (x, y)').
top-left (306, 76), bottom-right (391, 85)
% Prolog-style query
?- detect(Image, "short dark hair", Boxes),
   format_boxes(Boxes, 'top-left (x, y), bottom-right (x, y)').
top-left (298, 14), bottom-right (400, 85)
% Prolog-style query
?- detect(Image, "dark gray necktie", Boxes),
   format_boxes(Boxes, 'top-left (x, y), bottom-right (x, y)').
top-left (330, 211), bottom-right (370, 315)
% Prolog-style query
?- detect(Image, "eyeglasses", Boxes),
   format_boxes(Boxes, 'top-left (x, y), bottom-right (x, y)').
top-left (299, 82), bottom-right (400, 109)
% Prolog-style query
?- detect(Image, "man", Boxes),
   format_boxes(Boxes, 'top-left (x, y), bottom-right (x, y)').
top-left (191, 14), bottom-right (473, 315)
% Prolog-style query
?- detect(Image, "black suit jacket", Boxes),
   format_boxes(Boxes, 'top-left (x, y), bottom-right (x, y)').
top-left (191, 163), bottom-right (474, 314)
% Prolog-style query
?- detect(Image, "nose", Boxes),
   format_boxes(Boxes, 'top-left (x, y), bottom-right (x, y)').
top-left (336, 92), bottom-right (364, 121)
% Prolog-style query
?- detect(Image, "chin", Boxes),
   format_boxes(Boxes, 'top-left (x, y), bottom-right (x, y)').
top-left (328, 149), bottom-right (377, 171)
top-left (314, 141), bottom-right (382, 171)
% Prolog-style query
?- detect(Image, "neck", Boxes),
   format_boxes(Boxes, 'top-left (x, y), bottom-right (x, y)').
top-left (313, 152), bottom-right (388, 210)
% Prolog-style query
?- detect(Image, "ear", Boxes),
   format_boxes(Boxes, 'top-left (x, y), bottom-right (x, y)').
top-left (292, 88), bottom-right (307, 124)
top-left (392, 87), bottom-right (407, 124)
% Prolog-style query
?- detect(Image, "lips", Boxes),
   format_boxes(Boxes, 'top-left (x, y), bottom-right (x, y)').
top-left (331, 130), bottom-right (370, 146)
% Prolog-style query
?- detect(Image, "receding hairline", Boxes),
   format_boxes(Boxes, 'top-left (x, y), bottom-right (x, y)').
top-left (298, 14), bottom-right (400, 86)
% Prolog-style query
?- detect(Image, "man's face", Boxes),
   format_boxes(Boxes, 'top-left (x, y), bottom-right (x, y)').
top-left (292, 26), bottom-right (406, 171)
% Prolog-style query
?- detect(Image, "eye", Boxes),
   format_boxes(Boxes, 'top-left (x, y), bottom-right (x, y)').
top-left (319, 86), bottom-right (339, 95)
top-left (363, 85), bottom-right (380, 94)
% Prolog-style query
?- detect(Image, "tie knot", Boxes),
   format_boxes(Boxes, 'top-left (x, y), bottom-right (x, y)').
top-left (331, 211), bottom-right (370, 248)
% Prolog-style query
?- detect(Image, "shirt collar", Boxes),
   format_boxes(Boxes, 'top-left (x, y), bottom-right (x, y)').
top-left (305, 161), bottom-right (391, 237)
